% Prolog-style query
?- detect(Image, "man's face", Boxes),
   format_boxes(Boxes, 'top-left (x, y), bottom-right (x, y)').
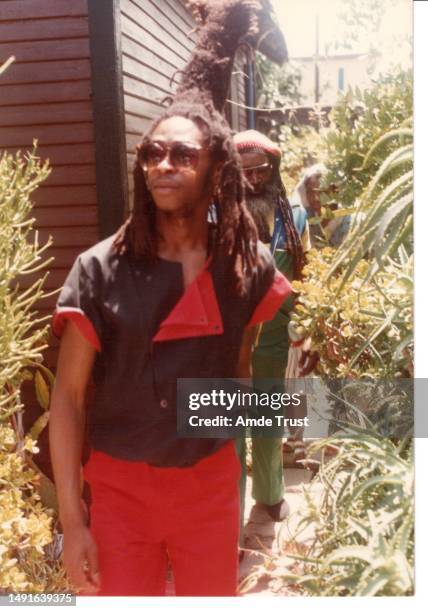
top-left (240, 150), bottom-right (273, 196)
top-left (142, 116), bottom-right (214, 215)
top-left (305, 174), bottom-right (322, 213)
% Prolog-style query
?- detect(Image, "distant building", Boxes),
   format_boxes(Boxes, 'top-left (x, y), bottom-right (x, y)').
top-left (291, 52), bottom-right (373, 106)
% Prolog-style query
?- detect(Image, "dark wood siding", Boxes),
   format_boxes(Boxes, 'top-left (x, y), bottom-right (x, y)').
top-left (228, 46), bottom-right (250, 132)
top-left (119, 0), bottom-right (197, 207)
top-left (0, 0), bottom-right (97, 368)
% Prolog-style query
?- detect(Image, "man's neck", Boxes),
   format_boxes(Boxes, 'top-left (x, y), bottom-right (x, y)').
top-left (156, 205), bottom-right (209, 262)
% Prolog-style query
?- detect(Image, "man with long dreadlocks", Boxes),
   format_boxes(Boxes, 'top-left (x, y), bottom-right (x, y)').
top-left (48, 0), bottom-right (292, 598)
top-left (234, 130), bottom-right (310, 525)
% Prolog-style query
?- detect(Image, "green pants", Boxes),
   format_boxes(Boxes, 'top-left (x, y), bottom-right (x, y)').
top-left (237, 344), bottom-right (287, 545)
top-left (236, 435), bottom-right (284, 545)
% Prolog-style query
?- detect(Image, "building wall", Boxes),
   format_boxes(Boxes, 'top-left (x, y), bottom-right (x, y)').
top-left (0, 0), bottom-right (97, 368)
top-left (228, 46), bottom-right (250, 133)
top-left (293, 54), bottom-right (373, 106)
top-left (119, 0), bottom-right (197, 211)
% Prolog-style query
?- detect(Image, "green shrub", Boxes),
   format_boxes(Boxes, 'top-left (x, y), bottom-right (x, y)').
top-left (0, 147), bottom-right (69, 592)
top-left (288, 428), bottom-right (413, 596)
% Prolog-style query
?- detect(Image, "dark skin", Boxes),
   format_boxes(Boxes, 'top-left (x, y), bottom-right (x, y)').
top-left (239, 150), bottom-right (272, 196)
top-left (49, 116), bottom-right (255, 595)
top-left (305, 174), bottom-right (322, 214)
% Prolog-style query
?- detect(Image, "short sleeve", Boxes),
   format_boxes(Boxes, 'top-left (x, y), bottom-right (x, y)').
top-left (51, 255), bottom-right (103, 351)
top-left (246, 242), bottom-right (293, 328)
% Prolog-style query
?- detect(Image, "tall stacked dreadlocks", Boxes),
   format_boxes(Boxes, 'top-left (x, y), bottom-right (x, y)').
top-left (113, 0), bottom-right (263, 294)
top-left (234, 130), bottom-right (306, 280)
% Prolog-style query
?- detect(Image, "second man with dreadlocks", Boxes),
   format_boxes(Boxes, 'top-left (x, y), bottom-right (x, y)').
top-left (234, 129), bottom-right (310, 525)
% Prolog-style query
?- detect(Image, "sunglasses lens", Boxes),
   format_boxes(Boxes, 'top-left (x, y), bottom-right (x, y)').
top-left (244, 164), bottom-right (271, 180)
top-left (140, 143), bottom-right (166, 168)
top-left (139, 142), bottom-right (202, 170)
top-left (170, 143), bottom-right (199, 169)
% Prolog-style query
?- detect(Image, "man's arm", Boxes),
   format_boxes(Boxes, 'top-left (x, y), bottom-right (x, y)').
top-left (236, 326), bottom-right (258, 378)
top-left (300, 220), bottom-right (311, 252)
top-left (49, 320), bottom-right (100, 594)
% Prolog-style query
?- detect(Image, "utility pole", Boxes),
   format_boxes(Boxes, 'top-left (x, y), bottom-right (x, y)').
top-left (315, 12), bottom-right (320, 104)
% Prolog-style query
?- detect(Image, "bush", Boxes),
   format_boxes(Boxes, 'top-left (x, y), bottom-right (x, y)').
top-left (278, 427), bottom-right (413, 596)
top-left (322, 69), bottom-right (412, 211)
top-left (290, 69), bottom-right (413, 378)
top-left (0, 147), bottom-right (69, 592)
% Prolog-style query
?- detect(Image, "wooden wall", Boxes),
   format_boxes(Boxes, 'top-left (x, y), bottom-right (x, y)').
top-left (119, 0), bottom-right (197, 208)
top-left (0, 0), bottom-right (97, 368)
top-left (228, 46), bottom-right (251, 134)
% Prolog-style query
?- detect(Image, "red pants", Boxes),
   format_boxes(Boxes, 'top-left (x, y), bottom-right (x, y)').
top-left (83, 442), bottom-right (241, 596)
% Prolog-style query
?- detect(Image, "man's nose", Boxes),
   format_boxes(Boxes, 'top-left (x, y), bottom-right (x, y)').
top-left (247, 170), bottom-right (261, 184)
top-left (157, 152), bottom-right (174, 171)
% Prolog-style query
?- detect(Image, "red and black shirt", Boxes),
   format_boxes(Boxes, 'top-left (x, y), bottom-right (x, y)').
top-left (52, 231), bottom-right (292, 467)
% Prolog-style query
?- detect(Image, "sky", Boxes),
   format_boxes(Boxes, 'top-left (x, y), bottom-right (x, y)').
top-left (270, 0), bottom-right (412, 71)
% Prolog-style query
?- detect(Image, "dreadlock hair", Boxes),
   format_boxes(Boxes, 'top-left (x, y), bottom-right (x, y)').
top-left (234, 127), bottom-right (306, 281)
top-left (113, 0), bottom-right (262, 295)
top-left (273, 168), bottom-right (306, 281)
top-left (113, 102), bottom-right (259, 296)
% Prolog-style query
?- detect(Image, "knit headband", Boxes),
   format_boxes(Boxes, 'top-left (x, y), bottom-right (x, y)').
top-left (233, 129), bottom-right (281, 158)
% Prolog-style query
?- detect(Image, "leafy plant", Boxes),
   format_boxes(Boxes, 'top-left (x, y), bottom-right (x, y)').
top-left (289, 427), bottom-right (413, 596)
top-left (322, 69), bottom-right (412, 211)
top-left (255, 52), bottom-right (302, 113)
top-left (242, 421), bottom-right (414, 597)
top-left (0, 145), bottom-right (69, 593)
top-left (289, 68), bottom-right (413, 379)
top-left (329, 124), bottom-right (413, 285)
top-left (291, 247), bottom-right (412, 378)
top-left (278, 123), bottom-right (327, 194)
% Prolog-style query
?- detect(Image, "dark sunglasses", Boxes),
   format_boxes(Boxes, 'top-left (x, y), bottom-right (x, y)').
top-left (138, 140), bottom-right (209, 171)
top-left (243, 162), bottom-right (273, 180)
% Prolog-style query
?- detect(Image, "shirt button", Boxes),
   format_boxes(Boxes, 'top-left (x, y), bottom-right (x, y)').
top-left (146, 275), bottom-right (152, 281)
top-left (160, 399), bottom-right (168, 408)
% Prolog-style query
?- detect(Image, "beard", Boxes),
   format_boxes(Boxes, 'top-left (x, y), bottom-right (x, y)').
top-left (245, 182), bottom-right (279, 243)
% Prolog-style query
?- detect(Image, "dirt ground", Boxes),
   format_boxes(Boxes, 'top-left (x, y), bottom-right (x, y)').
top-left (239, 449), bottom-right (324, 597)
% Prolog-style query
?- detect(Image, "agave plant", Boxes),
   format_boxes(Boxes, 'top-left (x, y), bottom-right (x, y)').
top-left (287, 424), bottom-right (414, 596)
top-left (244, 421), bottom-right (414, 597)
top-left (328, 123), bottom-right (413, 288)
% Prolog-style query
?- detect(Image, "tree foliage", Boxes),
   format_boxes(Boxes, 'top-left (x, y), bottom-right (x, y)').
top-left (291, 68), bottom-right (413, 378)
top-left (255, 52), bottom-right (302, 111)
top-left (322, 69), bottom-right (412, 211)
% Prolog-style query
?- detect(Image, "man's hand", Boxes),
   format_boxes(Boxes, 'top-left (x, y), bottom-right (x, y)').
top-left (63, 525), bottom-right (101, 595)
top-left (297, 337), bottom-right (319, 376)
